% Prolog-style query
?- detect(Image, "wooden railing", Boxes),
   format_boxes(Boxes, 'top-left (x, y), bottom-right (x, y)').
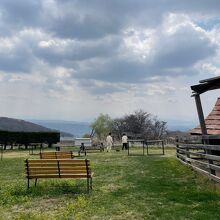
top-left (176, 141), bottom-right (220, 183)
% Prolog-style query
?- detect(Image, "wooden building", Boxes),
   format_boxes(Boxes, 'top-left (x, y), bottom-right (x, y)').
top-left (175, 76), bottom-right (220, 181)
top-left (191, 76), bottom-right (220, 144)
top-left (191, 97), bottom-right (220, 135)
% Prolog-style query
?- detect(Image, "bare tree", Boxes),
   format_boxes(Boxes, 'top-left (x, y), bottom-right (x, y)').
top-left (124, 110), bottom-right (151, 137)
top-left (111, 118), bottom-right (126, 140)
top-left (111, 110), bottom-right (167, 140)
top-left (150, 117), bottom-right (167, 139)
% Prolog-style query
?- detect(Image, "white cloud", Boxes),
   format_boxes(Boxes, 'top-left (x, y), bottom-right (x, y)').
top-left (197, 63), bottom-right (220, 76)
top-left (123, 28), bottom-right (155, 61)
top-left (0, 1), bottom-right (219, 123)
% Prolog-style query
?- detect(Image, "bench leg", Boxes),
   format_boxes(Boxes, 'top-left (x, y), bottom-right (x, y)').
top-left (28, 179), bottom-right (30, 189)
top-left (90, 177), bottom-right (92, 190)
top-left (35, 178), bottom-right (38, 187)
top-left (87, 178), bottom-right (89, 193)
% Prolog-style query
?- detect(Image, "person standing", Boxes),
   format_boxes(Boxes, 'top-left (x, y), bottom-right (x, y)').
top-left (122, 133), bottom-right (128, 150)
top-left (106, 132), bottom-right (113, 152)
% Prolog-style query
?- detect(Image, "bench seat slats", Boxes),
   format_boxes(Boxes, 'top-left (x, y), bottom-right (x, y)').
top-left (40, 151), bottom-right (74, 159)
top-left (29, 159), bottom-right (87, 163)
top-left (27, 164), bottom-right (89, 168)
top-left (40, 154), bottom-right (73, 156)
top-left (29, 171), bottom-right (59, 175)
top-left (41, 153), bottom-right (73, 155)
top-left (26, 167), bottom-right (87, 171)
top-left (28, 174), bottom-right (89, 179)
top-left (28, 163), bottom-right (90, 166)
top-left (25, 158), bottom-right (92, 192)
top-left (40, 156), bottom-right (73, 159)
top-left (28, 159), bottom-right (84, 164)
top-left (29, 170), bottom-right (88, 175)
top-left (41, 152), bottom-right (72, 154)
top-left (28, 160), bottom-right (89, 164)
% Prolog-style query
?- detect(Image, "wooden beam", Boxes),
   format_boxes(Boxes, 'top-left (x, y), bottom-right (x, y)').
top-left (194, 94), bottom-right (207, 135)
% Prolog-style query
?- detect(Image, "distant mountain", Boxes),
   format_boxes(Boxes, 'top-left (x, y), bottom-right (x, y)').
top-left (60, 131), bottom-right (74, 137)
top-left (0, 117), bottom-right (54, 132)
top-left (166, 119), bottom-right (197, 132)
top-left (29, 119), bottom-right (196, 137)
top-left (0, 117), bottom-right (196, 137)
top-left (30, 120), bottom-right (91, 137)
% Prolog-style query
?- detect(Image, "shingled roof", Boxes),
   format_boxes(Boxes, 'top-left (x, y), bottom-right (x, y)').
top-left (191, 98), bottom-right (220, 135)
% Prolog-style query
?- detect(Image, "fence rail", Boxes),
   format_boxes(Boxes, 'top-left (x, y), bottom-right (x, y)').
top-left (176, 141), bottom-right (220, 183)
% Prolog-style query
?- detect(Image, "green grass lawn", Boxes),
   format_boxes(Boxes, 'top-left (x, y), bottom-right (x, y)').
top-left (0, 147), bottom-right (220, 220)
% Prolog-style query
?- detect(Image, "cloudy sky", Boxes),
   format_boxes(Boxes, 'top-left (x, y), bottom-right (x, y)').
top-left (0, 0), bottom-right (220, 126)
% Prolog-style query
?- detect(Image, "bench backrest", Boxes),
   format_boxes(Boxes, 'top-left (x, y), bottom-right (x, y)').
top-left (25, 159), bottom-right (91, 179)
top-left (39, 151), bottom-right (74, 159)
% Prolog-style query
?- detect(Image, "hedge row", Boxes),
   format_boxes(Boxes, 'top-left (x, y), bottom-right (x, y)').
top-left (0, 131), bottom-right (60, 145)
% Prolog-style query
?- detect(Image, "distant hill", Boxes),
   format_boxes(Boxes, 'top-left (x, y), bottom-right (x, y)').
top-left (30, 120), bottom-right (91, 137)
top-left (30, 119), bottom-right (196, 137)
top-left (60, 131), bottom-right (74, 137)
top-left (0, 117), bottom-right (75, 138)
top-left (1, 117), bottom-right (194, 138)
top-left (166, 119), bottom-right (197, 132)
top-left (167, 130), bottom-right (191, 138)
top-left (0, 117), bottom-right (55, 132)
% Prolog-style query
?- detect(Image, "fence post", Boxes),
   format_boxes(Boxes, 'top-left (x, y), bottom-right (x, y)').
top-left (1, 144), bottom-right (3, 161)
top-left (203, 136), bottom-right (216, 176)
top-left (176, 137), bottom-right (179, 159)
top-left (185, 141), bottom-right (190, 162)
top-left (146, 140), bottom-right (149, 155)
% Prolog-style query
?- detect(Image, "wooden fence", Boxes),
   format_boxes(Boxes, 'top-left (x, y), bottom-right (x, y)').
top-left (176, 141), bottom-right (220, 183)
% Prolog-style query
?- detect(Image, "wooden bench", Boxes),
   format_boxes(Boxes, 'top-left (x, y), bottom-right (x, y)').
top-left (78, 145), bottom-right (104, 156)
top-left (39, 151), bottom-right (75, 159)
top-left (25, 159), bottom-right (92, 192)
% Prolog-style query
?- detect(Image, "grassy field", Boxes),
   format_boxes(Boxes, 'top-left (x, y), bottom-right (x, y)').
top-left (0, 147), bottom-right (220, 220)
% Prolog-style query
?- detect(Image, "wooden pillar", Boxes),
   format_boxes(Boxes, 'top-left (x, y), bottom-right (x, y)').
top-left (194, 94), bottom-right (216, 175)
top-left (194, 94), bottom-right (207, 135)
